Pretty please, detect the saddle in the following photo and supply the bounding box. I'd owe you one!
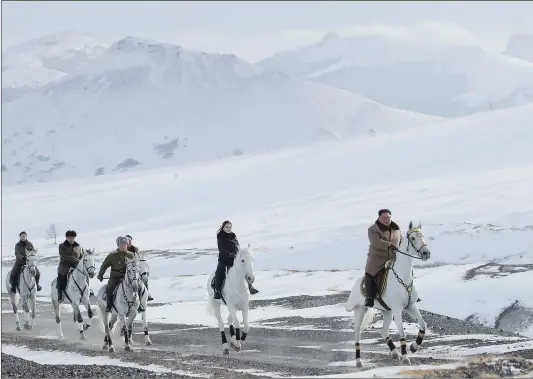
[359,268,422,308]
[360,268,389,299]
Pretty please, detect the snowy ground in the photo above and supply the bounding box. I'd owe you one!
[2,104,533,377]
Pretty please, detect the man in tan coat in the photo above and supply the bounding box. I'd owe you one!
[364,209,402,307]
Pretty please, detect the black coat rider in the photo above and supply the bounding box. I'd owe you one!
[213,220,258,299]
[10,231,42,293]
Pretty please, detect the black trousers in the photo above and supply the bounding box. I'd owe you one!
[214,262,228,292]
[106,279,121,310]
[11,262,41,291]
[365,272,377,298]
[56,274,68,299]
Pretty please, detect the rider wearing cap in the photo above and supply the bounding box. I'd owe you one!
[364,209,401,307]
[97,236,136,313]
[125,234,153,301]
[57,230,83,303]
[11,231,42,293]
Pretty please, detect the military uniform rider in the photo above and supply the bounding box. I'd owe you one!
[57,230,83,303]
[97,236,136,313]
[10,231,42,293]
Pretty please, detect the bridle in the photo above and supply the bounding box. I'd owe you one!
[120,261,139,317]
[71,254,95,301]
[393,229,428,260]
[22,254,38,292]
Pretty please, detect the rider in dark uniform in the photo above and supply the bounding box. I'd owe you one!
[10,231,42,293]
[97,236,136,313]
[57,230,82,303]
[213,220,258,299]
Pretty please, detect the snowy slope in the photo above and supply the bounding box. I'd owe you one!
[2,103,532,337]
[1,36,439,186]
[504,33,533,64]
[256,33,533,117]
[1,29,108,91]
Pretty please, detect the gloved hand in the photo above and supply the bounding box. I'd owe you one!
[97,275,103,282]
[247,275,255,284]
[384,260,394,270]
[73,246,82,254]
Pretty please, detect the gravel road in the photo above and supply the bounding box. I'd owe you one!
[2,292,533,378]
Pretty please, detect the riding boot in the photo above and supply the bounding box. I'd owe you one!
[145,282,154,301]
[214,263,225,299]
[106,295,113,313]
[10,272,18,294]
[35,270,42,291]
[56,275,65,303]
[364,273,377,307]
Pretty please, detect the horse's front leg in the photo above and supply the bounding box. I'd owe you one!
[121,314,132,351]
[22,295,31,330]
[71,302,86,340]
[381,310,400,360]
[392,308,410,365]
[241,304,250,345]
[83,296,93,331]
[126,313,137,351]
[404,304,427,353]
[142,309,152,345]
[227,305,242,352]
[10,292,21,331]
[30,293,37,329]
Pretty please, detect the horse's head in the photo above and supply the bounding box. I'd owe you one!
[82,248,96,278]
[125,259,139,292]
[407,221,431,261]
[138,256,149,283]
[236,244,255,283]
[25,250,38,277]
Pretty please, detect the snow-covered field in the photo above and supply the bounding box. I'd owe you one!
[2,103,533,377]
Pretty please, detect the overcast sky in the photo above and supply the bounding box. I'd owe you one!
[2,1,533,62]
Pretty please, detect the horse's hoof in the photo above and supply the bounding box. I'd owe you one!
[102,345,108,351]
[80,334,86,341]
[24,323,30,330]
[28,325,33,330]
[222,348,230,355]
[401,356,411,365]
[355,358,363,368]
[230,342,241,352]
[125,345,132,352]
[109,346,115,353]
[145,340,152,346]
[83,324,90,331]
[16,326,21,331]
[410,342,418,353]
[391,349,399,359]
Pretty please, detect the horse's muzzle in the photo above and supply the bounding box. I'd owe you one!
[421,250,431,261]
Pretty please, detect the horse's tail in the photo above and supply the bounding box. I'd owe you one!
[110,317,123,337]
[361,307,378,331]
[346,277,363,312]
[206,297,216,316]
[95,301,106,333]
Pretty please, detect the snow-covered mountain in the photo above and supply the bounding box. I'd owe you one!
[504,33,533,63]
[256,32,533,117]
[1,29,108,102]
[1,36,440,186]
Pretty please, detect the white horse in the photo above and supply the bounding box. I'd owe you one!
[51,248,96,339]
[345,221,432,367]
[96,259,140,352]
[120,255,152,346]
[206,244,255,354]
[5,250,39,331]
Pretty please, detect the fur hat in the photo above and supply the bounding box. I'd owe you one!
[116,236,129,246]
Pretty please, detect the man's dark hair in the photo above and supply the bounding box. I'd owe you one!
[378,209,391,216]
[65,230,77,238]
[19,231,27,237]
[125,234,132,240]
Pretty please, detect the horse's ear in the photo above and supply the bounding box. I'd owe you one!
[248,244,251,249]
[409,221,413,230]
[418,221,422,229]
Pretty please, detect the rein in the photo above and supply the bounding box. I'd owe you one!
[21,263,37,293]
[392,231,427,260]
[119,262,139,317]
[72,258,94,302]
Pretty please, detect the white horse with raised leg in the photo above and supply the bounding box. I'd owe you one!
[123,255,152,346]
[206,244,255,354]
[5,250,39,331]
[51,248,96,339]
[346,221,432,367]
[96,259,140,353]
